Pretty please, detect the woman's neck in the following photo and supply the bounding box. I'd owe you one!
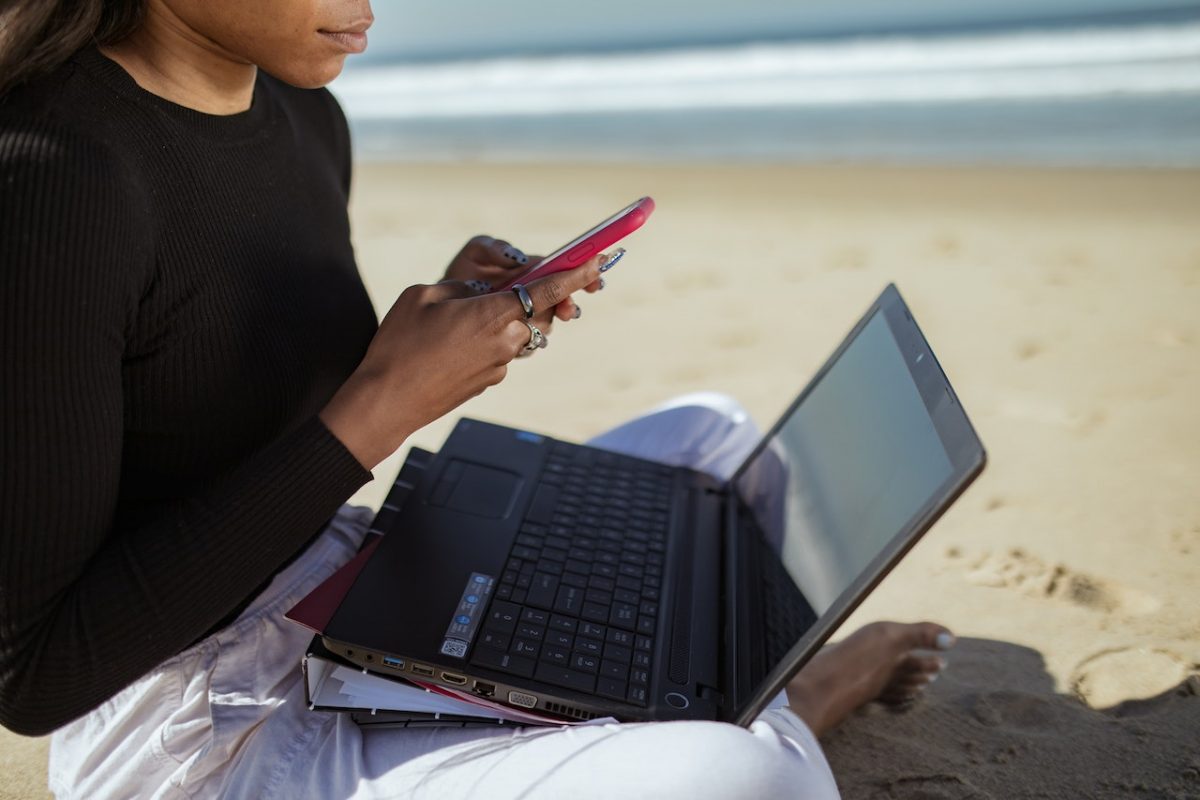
[100,3,256,115]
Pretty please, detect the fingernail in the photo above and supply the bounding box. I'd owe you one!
[599,247,626,273]
[573,304,582,319]
[598,277,606,291]
[504,246,528,265]
[935,632,955,651]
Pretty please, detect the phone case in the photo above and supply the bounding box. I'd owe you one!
[495,196,655,292]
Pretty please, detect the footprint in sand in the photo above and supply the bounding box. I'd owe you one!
[1013,340,1045,361]
[965,690,1062,731]
[1070,647,1196,709]
[827,247,869,271]
[884,774,993,800]
[951,548,1160,616]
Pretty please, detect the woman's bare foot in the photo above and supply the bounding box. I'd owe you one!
[785,621,954,737]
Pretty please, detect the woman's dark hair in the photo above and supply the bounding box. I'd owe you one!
[0,0,145,96]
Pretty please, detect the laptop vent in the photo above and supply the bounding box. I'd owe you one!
[544,701,596,721]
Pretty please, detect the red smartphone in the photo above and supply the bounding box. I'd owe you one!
[495,196,655,292]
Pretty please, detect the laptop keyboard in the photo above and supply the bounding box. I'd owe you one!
[470,442,674,707]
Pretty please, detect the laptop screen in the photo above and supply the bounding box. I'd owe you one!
[731,307,957,696]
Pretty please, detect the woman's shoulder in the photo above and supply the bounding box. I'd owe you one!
[1,52,148,189]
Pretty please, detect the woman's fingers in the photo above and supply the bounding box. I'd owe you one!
[480,236,530,267]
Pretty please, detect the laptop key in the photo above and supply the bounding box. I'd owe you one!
[536,558,563,576]
[571,653,599,673]
[535,663,596,694]
[597,677,627,702]
[478,629,511,651]
[635,635,653,651]
[606,628,633,647]
[516,623,544,641]
[541,645,570,666]
[574,637,603,657]
[580,622,606,639]
[487,601,521,633]
[512,545,539,561]
[473,647,535,678]
[603,643,631,663]
[511,588,527,604]
[636,615,656,635]
[627,685,648,705]
[614,588,639,605]
[632,651,651,669]
[609,603,637,630]
[549,614,577,634]
[521,608,549,625]
[526,573,559,610]
[581,602,608,623]
[511,638,540,658]
[629,668,649,685]
[546,630,573,649]
[496,584,513,600]
[526,484,560,525]
[599,660,628,680]
[561,571,587,589]
[553,585,582,615]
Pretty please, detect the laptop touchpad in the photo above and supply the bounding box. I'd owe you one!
[428,459,522,519]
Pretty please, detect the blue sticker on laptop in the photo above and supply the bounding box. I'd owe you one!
[515,431,543,444]
[441,572,495,659]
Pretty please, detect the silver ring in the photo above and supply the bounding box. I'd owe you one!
[511,284,534,319]
[522,321,545,352]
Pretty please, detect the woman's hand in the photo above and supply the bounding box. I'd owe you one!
[443,235,602,322]
[320,255,607,470]
[443,235,533,285]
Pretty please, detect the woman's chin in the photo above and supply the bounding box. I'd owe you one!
[269,55,350,89]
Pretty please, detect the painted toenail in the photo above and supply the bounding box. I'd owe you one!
[935,632,955,651]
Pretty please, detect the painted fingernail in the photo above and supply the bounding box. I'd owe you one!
[935,632,955,651]
[599,247,626,273]
[573,304,582,319]
[504,246,529,265]
[598,277,606,291]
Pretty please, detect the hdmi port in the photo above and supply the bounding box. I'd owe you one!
[441,672,467,685]
[411,664,434,677]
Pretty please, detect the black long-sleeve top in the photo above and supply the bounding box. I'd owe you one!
[0,47,379,735]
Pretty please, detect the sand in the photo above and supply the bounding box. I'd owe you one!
[2,163,1197,799]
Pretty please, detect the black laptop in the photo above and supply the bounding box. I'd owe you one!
[323,284,986,726]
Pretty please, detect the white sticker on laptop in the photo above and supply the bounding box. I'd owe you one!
[441,572,495,659]
[440,639,469,659]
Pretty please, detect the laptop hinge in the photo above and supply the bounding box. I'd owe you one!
[717,482,740,718]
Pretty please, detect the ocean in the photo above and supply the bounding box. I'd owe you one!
[330,6,1200,167]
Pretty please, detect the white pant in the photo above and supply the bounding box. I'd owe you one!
[49,394,841,799]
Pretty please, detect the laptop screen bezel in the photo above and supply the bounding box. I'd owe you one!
[723,284,986,726]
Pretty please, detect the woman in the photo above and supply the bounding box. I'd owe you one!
[0,1,952,797]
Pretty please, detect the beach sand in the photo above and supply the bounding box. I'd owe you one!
[3,163,1197,798]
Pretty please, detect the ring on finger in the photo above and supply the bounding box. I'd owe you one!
[511,283,535,319]
[522,320,545,353]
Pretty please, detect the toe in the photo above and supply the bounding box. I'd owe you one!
[898,653,945,677]
[894,621,955,652]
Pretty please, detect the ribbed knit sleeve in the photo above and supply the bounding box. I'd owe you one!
[0,123,373,735]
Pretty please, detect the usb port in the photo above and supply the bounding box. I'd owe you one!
[411,664,434,677]
[380,656,404,670]
[441,672,467,686]
[472,681,496,698]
